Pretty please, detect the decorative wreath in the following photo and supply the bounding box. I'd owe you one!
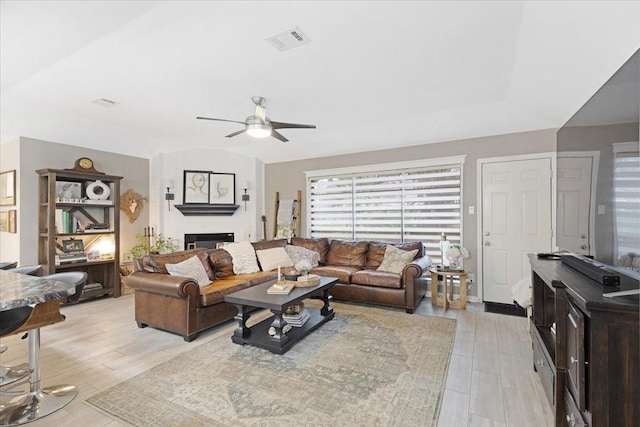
[120,189,147,223]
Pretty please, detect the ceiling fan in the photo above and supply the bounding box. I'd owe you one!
[197,96,316,142]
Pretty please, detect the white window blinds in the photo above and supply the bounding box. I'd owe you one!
[613,143,640,260]
[308,163,462,263]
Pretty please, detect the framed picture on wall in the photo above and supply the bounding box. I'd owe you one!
[183,170,210,204]
[0,170,16,206]
[7,210,16,233]
[209,173,235,205]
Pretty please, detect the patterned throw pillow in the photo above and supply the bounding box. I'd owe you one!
[165,255,211,287]
[256,247,294,272]
[222,241,260,274]
[285,245,320,268]
[376,245,419,275]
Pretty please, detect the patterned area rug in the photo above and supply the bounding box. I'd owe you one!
[86,301,456,426]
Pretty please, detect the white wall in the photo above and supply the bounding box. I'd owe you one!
[152,148,264,249]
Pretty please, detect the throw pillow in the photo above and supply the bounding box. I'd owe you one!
[377,245,419,275]
[165,255,211,287]
[285,245,320,268]
[222,241,260,274]
[256,247,294,272]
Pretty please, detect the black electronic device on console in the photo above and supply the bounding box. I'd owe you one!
[561,254,620,286]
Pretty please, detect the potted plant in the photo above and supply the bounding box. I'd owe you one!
[129,232,179,260]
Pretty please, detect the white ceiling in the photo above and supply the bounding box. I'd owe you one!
[1,1,639,163]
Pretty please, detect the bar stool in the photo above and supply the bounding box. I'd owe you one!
[0,271,86,425]
[0,262,18,270]
[0,265,43,387]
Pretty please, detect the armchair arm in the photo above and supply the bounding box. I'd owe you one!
[127,271,199,298]
[402,255,433,312]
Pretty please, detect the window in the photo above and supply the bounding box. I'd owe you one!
[613,142,640,261]
[307,158,464,264]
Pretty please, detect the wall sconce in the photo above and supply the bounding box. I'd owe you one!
[165,180,175,211]
[165,187,175,210]
[241,184,250,211]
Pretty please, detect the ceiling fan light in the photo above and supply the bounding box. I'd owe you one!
[246,123,272,138]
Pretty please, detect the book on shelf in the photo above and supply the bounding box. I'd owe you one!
[267,281,295,295]
[283,308,311,327]
[82,283,103,292]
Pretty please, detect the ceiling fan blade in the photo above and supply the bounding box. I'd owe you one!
[225,129,246,138]
[196,117,247,125]
[271,130,289,142]
[270,121,316,130]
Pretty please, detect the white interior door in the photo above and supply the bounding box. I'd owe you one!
[482,158,552,304]
[556,156,594,255]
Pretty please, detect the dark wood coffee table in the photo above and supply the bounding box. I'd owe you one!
[224,276,338,354]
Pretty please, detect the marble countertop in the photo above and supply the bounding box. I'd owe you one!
[0,270,76,311]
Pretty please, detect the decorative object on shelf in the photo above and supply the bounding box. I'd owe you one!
[85,180,110,200]
[120,189,147,223]
[55,181,82,202]
[294,260,312,275]
[209,172,235,205]
[445,244,470,270]
[129,231,178,260]
[0,169,16,206]
[183,170,210,204]
[67,157,103,174]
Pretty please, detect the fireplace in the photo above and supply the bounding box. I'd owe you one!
[184,233,234,250]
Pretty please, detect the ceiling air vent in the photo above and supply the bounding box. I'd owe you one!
[266,27,310,51]
[91,98,120,108]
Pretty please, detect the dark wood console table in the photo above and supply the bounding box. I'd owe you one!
[529,255,639,426]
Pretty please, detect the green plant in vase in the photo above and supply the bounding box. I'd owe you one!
[129,233,179,260]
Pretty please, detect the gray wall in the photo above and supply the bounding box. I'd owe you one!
[1,137,148,265]
[557,122,639,263]
[265,128,557,297]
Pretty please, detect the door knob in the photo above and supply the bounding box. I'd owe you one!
[581,244,587,250]
[484,241,491,247]
[484,231,491,236]
[581,234,587,239]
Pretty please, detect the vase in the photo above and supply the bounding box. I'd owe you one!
[448,256,461,270]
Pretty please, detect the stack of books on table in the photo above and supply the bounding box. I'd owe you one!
[283,308,310,327]
[267,282,295,295]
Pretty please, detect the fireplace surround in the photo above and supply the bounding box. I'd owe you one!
[184,233,234,250]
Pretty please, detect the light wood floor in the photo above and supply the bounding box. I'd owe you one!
[0,294,553,426]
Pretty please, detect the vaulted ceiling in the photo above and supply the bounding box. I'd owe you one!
[1,1,639,163]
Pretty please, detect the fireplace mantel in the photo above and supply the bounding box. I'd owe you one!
[174,204,239,216]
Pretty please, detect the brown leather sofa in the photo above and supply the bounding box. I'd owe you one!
[127,237,431,341]
[292,237,431,314]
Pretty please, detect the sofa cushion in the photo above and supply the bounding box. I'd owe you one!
[285,245,320,269]
[199,279,251,306]
[165,255,212,287]
[222,241,260,274]
[207,248,234,278]
[351,270,402,289]
[255,247,294,272]
[251,239,288,252]
[290,237,330,264]
[326,240,369,267]
[366,241,423,269]
[377,245,419,274]
[144,249,214,280]
[311,265,360,284]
